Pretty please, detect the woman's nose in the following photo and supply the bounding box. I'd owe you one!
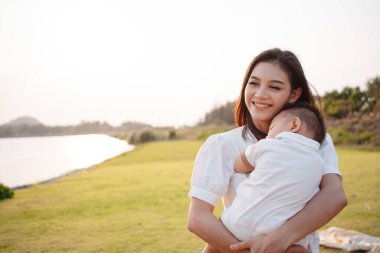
[255,86,268,98]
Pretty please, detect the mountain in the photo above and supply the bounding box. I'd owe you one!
[0,116,153,138]
[4,116,42,126]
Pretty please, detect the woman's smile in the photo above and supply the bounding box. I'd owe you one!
[252,101,272,109]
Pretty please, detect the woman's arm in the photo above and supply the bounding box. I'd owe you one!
[188,197,249,253]
[230,173,347,253]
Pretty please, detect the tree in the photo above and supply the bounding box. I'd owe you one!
[367,76,380,115]
[200,101,235,125]
[322,86,373,118]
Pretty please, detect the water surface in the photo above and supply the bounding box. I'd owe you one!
[0,134,133,188]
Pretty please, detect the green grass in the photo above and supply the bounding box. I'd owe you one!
[0,141,379,253]
[318,147,380,253]
[323,147,380,232]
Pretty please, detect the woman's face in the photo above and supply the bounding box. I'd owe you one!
[244,61,300,131]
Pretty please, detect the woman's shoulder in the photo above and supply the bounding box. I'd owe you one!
[211,126,256,142]
[200,126,253,152]
[323,133,334,144]
[219,126,244,139]
[319,132,342,176]
[203,126,255,146]
[321,133,335,150]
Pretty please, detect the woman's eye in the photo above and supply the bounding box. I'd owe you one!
[270,86,280,90]
[249,82,259,86]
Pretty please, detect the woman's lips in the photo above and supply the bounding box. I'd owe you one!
[253,102,271,109]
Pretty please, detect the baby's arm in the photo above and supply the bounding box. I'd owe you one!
[234,151,255,173]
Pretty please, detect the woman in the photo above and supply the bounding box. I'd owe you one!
[187,48,347,253]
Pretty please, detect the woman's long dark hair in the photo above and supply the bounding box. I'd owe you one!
[235,48,320,140]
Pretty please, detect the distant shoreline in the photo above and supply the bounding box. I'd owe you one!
[12,164,92,190]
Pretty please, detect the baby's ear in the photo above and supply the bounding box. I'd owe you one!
[291,117,301,132]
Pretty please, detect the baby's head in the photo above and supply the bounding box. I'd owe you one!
[267,103,326,143]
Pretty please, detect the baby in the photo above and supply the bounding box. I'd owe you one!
[221,102,326,252]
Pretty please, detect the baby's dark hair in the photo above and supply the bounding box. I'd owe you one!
[279,102,326,143]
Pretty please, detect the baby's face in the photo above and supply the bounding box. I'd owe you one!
[267,114,292,139]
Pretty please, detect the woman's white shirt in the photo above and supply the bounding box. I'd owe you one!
[189,126,342,208]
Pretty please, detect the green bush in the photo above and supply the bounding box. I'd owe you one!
[127,128,179,145]
[0,183,14,201]
[371,135,380,146]
[128,130,156,144]
[167,130,177,140]
[329,128,376,146]
[357,131,375,144]
[139,130,155,143]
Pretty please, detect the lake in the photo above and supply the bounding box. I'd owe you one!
[0,134,134,188]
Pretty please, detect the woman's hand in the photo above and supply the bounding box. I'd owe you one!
[285,245,311,253]
[230,235,311,253]
[230,235,286,253]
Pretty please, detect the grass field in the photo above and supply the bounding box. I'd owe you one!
[0,140,379,253]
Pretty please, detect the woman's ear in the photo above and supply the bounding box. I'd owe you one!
[291,117,301,133]
[288,87,302,103]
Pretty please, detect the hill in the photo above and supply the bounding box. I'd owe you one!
[0,117,152,138]
[5,116,41,126]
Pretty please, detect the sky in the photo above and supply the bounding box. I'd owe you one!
[0,0,379,127]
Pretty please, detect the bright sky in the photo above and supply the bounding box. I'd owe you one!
[1,0,379,127]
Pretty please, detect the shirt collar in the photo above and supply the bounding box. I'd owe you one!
[275,131,320,150]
